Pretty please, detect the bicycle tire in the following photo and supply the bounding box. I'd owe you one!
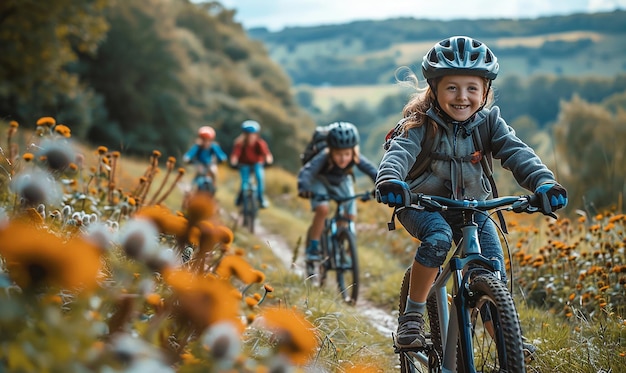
[196,177,216,196]
[334,228,358,304]
[306,230,329,287]
[457,274,525,373]
[242,190,256,234]
[398,267,442,373]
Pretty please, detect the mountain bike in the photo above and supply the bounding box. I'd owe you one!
[306,191,372,304]
[239,177,258,234]
[393,193,545,373]
[192,170,216,196]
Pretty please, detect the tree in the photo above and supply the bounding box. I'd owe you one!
[0,0,109,108]
[553,95,626,212]
[0,1,111,133]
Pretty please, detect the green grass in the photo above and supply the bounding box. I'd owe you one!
[2,120,624,372]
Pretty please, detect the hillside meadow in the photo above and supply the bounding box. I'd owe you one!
[0,117,624,372]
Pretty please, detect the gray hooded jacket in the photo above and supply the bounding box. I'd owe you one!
[298,149,378,188]
[376,106,556,200]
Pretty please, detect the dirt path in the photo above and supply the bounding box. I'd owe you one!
[253,221,398,338]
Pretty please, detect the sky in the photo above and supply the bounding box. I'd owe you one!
[217,0,626,31]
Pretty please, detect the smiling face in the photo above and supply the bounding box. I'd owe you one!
[435,75,488,122]
[330,148,354,169]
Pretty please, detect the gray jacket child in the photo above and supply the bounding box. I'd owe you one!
[298,149,378,189]
[376,106,556,200]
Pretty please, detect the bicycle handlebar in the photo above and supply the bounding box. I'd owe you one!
[311,190,374,203]
[407,193,547,216]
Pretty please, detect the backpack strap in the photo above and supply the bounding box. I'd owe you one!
[472,111,508,233]
[406,123,439,180]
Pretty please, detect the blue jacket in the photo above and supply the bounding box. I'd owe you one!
[183,143,227,166]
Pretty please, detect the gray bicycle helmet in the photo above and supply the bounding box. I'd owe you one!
[327,122,359,149]
[422,36,499,81]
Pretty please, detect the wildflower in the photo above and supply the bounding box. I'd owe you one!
[135,205,188,238]
[84,222,115,252]
[36,116,56,127]
[53,124,71,138]
[216,254,265,284]
[186,192,217,225]
[165,269,242,330]
[145,293,162,308]
[97,146,108,155]
[117,218,160,261]
[245,297,258,308]
[201,321,242,362]
[0,221,101,292]
[10,169,61,207]
[22,153,34,161]
[260,307,318,365]
[37,139,76,172]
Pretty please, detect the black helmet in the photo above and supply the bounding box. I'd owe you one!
[327,122,359,149]
[422,36,499,81]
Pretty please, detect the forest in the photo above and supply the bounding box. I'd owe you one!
[1,1,626,372]
[1,0,625,211]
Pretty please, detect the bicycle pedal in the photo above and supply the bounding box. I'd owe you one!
[393,335,432,353]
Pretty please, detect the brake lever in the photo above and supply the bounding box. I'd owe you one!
[419,198,443,212]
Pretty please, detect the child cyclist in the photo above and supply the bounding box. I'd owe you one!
[182,125,227,192]
[297,122,378,264]
[230,120,273,208]
[375,36,567,349]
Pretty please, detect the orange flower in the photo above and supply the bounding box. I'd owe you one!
[53,124,71,137]
[261,307,318,365]
[36,116,56,127]
[136,205,188,238]
[186,193,217,225]
[165,269,242,330]
[0,222,101,292]
[216,254,265,284]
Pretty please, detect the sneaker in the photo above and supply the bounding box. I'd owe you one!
[396,312,426,349]
[522,339,537,363]
[305,245,322,262]
[259,198,269,209]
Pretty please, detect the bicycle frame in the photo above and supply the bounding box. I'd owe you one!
[396,194,540,372]
[308,191,372,303]
[404,212,503,372]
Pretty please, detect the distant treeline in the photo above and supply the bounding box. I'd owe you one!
[249,10,626,87]
[250,10,626,47]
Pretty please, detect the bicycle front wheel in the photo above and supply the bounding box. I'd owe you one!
[334,228,358,304]
[398,267,442,373]
[242,190,256,233]
[459,274,525,373]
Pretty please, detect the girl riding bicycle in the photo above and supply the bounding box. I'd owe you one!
[183,125,228,192]
[375,36,568,349]
[230,120,273,208]
[297,122,377,263]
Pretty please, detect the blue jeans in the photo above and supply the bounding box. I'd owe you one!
[239,163,265,201]
[396,208,505,280]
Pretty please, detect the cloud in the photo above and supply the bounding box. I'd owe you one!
[218,0,626,31]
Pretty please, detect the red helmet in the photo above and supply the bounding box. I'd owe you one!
[198,126,216,140]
